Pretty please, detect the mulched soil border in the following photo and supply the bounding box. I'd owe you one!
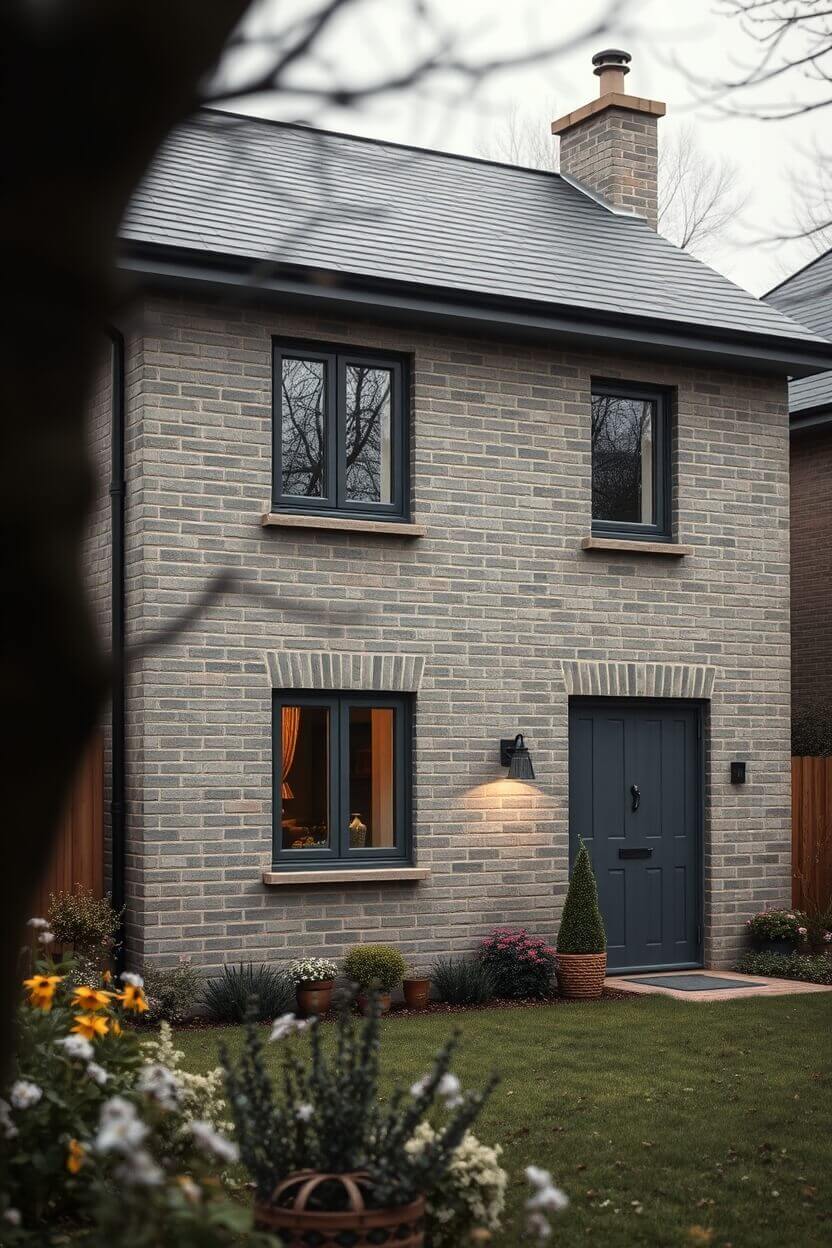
[163,986,635,1031]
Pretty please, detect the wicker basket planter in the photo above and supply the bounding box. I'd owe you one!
[296,979,334,1017]
[556,952,607,1000]
[402,977,431,1009]
[254,1170,425,1246]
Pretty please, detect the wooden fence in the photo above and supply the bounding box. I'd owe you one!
[791,756,832,911]
[31,734,104,917]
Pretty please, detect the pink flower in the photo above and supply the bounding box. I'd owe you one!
[798,927,807,936]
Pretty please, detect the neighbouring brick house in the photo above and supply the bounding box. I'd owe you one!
[766,249,832,741]
[86,50,832,977]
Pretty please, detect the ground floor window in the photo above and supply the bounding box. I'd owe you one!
[273,692,412,866]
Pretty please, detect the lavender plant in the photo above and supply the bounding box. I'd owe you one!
[221,993,498,1212]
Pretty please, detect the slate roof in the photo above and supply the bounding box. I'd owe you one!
[766,248,832,415]
[122,110,832,370]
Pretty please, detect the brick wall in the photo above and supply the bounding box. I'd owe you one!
[95,293,791,972]
[557,108,659,227]
[790,427,832,715]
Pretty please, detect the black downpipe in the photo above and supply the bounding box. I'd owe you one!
[108,329,127,970]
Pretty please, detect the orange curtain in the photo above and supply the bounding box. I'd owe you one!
[281,706,301,799]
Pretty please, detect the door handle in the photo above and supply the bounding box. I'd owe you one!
[630,784,641,812]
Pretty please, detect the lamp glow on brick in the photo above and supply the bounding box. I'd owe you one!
[499,734,535,781]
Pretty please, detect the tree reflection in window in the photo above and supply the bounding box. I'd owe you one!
[281,357,325,497]
[346,365,392,504]
[591,393,655,525]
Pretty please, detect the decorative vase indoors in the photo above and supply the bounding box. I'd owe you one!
[356,991,392,1015]
[555,840,608,1001]
[349,812,368,848]
[296,980,335,1017]
[403,977,431,1009]
[254,1171,425,1247]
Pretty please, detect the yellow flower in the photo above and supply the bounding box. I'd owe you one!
[102,970,113,985]
[23,974,62,1011]
[66,1139,85,1175]
[111,1018,122,1037]
[71,1012,110,1040]
[117,985,149,1014]
[71,986,112,1012]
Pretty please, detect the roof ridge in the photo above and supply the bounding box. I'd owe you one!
[201,105,566,183]
[764,245,832,300]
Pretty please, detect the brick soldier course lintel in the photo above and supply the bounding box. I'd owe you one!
[266,650,426,693]
[551,93,666,135]
[561,660,716,700]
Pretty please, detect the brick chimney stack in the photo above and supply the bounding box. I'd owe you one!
[552,49,665,229]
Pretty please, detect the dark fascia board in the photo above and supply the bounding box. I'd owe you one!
[790,406,832,435]
[118,242,832,379]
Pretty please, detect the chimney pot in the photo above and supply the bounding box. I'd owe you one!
[591,47,631,97]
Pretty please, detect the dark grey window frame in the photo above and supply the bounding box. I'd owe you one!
[590,380,673,542]
[272,690,413,869]
[272,337,410,521]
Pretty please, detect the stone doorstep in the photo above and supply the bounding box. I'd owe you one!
[605,970,832,1002]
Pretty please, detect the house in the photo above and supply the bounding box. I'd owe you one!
[766,249,832,742]
[85,50,832,976]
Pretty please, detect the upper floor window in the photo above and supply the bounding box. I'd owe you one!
[591,382,672,541]
[273,339,409,520]
[273,691,412,868]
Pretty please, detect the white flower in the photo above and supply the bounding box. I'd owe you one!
[526,1210,553,1240]
[2,1208,21,1226]
[189,1120,239,1164]
[289,957,338,984]
[410,1075,431,1099]
[269,1013,308,1042]
[86,1062,109,1087]
[55,1035,94,1062]
[0,1099,18,1141]
[295,1102,314,1123]
[525,1166,552,1188]
[137,1063,181,1111]
[524,1165,568,1241]
[437,1073,463,1108]
[10,1080,42,1110]
[37,931,55,946]
[94,1096,148,1154]
[527,1183,569,1212]
[26,918,49,930]
[120,971,144,989]
[115,1149,164,1187]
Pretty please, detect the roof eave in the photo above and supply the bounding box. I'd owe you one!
[118,242,832,379]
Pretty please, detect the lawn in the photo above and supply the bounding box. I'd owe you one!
[174,994,832,1247]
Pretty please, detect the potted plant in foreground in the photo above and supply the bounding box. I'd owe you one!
[221,995,497,1246]
[289,957,338,1017]
[344,944,407,1014]
[402,966,432,1010]
[556,841,607,1000]
[745,909,805,957]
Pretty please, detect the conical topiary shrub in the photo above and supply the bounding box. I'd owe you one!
[555,841,607,999]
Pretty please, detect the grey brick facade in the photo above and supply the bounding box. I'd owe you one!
[84,291,792,974]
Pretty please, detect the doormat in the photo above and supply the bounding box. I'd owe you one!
[623,974,764,992]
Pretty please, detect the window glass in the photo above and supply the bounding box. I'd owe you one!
[591,393,655,525]
[280,705,330,851]
[345,365,392,504]
[281,357,325,497]
[348,707,395,849]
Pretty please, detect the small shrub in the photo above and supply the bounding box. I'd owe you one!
[556,842,606,955]
[431,957,496,1006]
[201,963,293,1022]
[142,956,201,1023]
[745,909,804,945]
[405,1122,507,1246]
[735,950,832,985]
[478,930,557,999]
[343,944,406,992]
[287,957,338,985]
[46,886,121,957]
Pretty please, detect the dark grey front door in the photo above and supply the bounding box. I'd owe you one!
[568,699,702,973]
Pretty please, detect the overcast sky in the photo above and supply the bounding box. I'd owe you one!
[227,0,829,296]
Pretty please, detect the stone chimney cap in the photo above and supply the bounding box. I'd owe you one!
[592,49,632,73]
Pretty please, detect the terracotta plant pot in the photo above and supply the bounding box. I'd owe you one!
[403,978,431,1009]
[296,980,334,1017]
[356,991,392,1015]
[556,951,607,1000]
[254,1170,425,1247]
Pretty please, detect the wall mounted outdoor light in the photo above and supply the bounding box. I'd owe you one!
[499,734,535,780]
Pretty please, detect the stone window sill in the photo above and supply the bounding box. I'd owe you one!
[581,536,692,557]
[262,512,427,538]
[262,866,430,886]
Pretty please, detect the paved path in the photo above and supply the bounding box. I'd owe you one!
[607,970,832,1002]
